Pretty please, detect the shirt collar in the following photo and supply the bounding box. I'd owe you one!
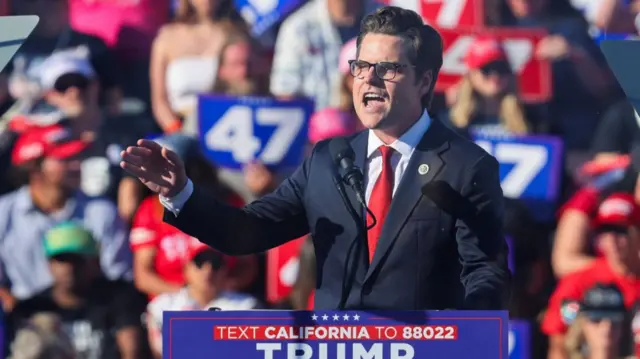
[367,111,431,158]
[15,185,78,216]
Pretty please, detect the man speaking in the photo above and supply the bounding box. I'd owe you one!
[121,6,510,310]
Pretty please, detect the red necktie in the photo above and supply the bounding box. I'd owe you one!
[367,146,394,262]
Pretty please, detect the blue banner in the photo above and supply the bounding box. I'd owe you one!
[472,133,563,201]
[164,310,509,359]
[508,320,530,359]
[198,95,314,170]
[234,0,306,36]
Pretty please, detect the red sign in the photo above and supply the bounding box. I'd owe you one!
[266,237,306,303]
[437,28,552,103]
[421,0,484,28]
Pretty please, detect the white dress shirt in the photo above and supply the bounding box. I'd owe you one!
[364,111,430,203]
[161,112,432,216]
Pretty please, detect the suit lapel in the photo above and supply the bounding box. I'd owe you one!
[343,131,368,216]
[347,132,369,269]
[364,119,451,283]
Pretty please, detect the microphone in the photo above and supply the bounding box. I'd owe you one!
[329,138,367,207]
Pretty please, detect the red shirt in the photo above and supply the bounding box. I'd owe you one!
[130,194,245,288]
[541,259,640,336]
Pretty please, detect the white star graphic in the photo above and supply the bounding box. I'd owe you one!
[343,314,350,321]
[333,314,340,321]
[322,314,329,320]
[311,314,318,321]
[353,314,360,321]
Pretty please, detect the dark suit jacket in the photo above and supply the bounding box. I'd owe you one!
[164,119,511,310]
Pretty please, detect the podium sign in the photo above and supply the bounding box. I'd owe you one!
[164,310,509,359]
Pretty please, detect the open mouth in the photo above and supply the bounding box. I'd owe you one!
[363,92,386,107]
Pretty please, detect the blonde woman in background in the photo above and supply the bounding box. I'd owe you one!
[447,37,530,136]
[150,0,248,136]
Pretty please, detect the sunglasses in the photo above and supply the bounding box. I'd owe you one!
[596,224,629,235]
[479,61,511,76]
[50,253,87,265]
[192,251,224,270]
[53,73,91,93]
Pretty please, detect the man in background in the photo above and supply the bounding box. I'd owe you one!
[542,192,640,359]
[146,242,260,358]
[0,125,131,310]
[36,52,143,222]
[12,222,143,359]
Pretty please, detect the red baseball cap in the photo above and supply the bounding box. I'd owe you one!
[11,125,89,166]
[464,37,508,70]
[594,193,640,228]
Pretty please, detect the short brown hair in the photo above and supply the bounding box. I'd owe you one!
[357,6,443,109]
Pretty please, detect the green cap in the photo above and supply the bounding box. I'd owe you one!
[43,222,98,257]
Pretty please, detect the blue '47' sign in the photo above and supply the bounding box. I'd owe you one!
[198,95,314,170]
[472,133,563,201]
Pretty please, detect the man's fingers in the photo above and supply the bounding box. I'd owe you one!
[120,161,148,179]
[120,161,173,188]
[126,146,152,157]
[138,139,164,152]
[121,151,146,166]
[162,147,183,168]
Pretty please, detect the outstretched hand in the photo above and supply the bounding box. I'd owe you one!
[120,139,187,198]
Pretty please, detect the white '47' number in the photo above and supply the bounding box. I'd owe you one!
[205,105,305,164]
[423,0,467,28]
[475,141,547,198]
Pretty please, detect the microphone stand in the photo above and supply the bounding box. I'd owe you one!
[333,175,372,310]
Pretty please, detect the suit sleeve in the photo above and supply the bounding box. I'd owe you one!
[163,150,315,256]
[457,154,511,310]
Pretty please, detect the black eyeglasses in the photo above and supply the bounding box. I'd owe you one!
[479,61,512,76]
[348,60,412,81]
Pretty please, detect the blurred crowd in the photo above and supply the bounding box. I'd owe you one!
[0,0,639,358]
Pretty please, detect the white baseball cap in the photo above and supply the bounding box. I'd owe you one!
[37,52,95,92]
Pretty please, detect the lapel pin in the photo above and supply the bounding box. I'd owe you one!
[418,164,430,175]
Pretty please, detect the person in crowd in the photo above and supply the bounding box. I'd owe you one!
[130,134,256,299]
[504,0,615,150]
[270,0,371,110]
[445,37,531,136]
[211,33,270,96]
[9,312,76,359]
[570,0,640,35]
[146,241,260,358]
[35,52,144,222]
[1,0,121,117]
[67,0,171,115]
[11,222,144,359]
[150,0,248,136]
[307,108,358,152]
[0,125,131,310]
[542,192,640,359]
[336,37,358,117]
[552,146,640,277]
[209,32,275,203]
[284,236,316,310]
[591,100,640,159]
[563,283,628,359]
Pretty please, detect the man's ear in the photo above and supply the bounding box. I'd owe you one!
[420,70,433,97]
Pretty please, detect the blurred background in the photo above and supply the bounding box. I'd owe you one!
[0,0,638,358]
